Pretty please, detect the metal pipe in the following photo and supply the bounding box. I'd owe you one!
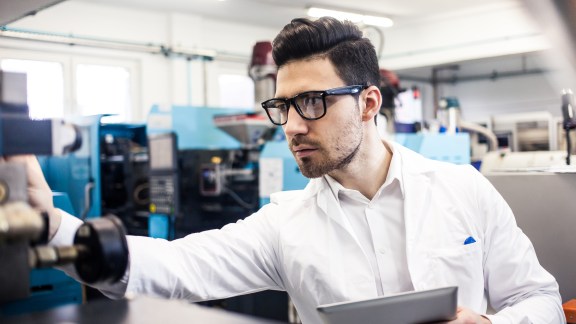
[0,26,249,63]
[398,68,548,84]
[459,120,499,151]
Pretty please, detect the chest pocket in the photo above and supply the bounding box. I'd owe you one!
[424,242,484,307]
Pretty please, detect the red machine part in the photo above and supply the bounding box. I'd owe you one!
[565,299,576,323]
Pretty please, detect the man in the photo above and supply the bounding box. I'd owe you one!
[20,17,563,323]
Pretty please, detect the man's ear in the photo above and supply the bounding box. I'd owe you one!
[362,86,382,122]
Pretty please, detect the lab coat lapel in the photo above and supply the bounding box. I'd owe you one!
[395,144,435,289]
[301,178,355,238]
[315,177,378,297]
[316,178,363,247]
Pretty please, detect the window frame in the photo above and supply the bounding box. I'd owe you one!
[0,47,140,122]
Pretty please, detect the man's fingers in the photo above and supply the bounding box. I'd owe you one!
[4,155,50,190]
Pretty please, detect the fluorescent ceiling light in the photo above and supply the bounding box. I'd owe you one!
[307,7,393,28]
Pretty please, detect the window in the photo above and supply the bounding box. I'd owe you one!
[0,59,64,119]
[76,64,131,122]
[218,74,255,109]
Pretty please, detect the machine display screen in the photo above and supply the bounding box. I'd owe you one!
[149,133,176,170]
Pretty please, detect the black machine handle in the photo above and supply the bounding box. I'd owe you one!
[561,90,576,165]
[73,215,129,284]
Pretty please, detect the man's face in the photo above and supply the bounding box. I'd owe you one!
[275,58,364,178]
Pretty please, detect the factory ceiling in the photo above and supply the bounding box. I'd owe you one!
[75,0,520,29]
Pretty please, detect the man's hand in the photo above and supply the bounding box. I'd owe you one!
[2,155,61,240]
[445,306,492,324]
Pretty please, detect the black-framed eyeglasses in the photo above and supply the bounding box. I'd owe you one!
[261,85,368,126]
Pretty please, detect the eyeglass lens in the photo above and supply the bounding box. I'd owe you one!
[265,92,325,124]
[262,85,366,125]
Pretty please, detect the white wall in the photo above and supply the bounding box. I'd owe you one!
[396,70,567,129]
[376,1,570,126]
[441,73,561,123]
[0,0,562,125]
[0,1,278,122]
[380,2,547,70]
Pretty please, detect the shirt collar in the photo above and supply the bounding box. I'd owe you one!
[323,140,405,201]
[386,141,405,197]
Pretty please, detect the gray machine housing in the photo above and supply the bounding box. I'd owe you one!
[487,171,576,302]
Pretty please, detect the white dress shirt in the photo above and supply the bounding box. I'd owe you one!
[324,148,413,296]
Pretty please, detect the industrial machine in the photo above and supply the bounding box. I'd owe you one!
[491,111,561,152]
[145,106,291,320]
[0,70,129,315]
[376,68,406,137]
[145,106,265,237]
[145,39,299,316]
[0,186,129,303]
[100,123,149,236]
[138,42,307,321]
[373,69,494,168]
[561,89,576,164]
[249,41,277,112]
[485,171,576,303]
[481,90,576,172]
[144,41,290,238]
[148,132,178,239]
[0,68,283,324]
[481,90,576,303]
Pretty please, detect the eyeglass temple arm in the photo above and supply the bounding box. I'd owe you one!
[325,85,366,95]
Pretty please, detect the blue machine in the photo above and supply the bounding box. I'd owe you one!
[39,115,105,221]
[99,123,149,236]
[1,116,100,316]
[147,105,247,149]
[5,116,113,315]
[147,105,292,320]
[6,117,150,315]
[146,105,262,239]
[395,133,471,165]
[258,132,470,206]
[41,117,149,231]
[258,135,309,206]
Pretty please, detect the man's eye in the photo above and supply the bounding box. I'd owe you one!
[304,96,322,107]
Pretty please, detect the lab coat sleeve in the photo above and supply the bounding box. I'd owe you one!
[473,171,565,324]
[49,210,130,299]
[126,203,284,301]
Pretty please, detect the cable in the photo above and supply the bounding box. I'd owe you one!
[566,128,572,165]
[222,186,256,210]
[81,180,95,221]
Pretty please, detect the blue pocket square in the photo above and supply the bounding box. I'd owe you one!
[464,236,476,245]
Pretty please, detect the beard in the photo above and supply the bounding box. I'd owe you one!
[290,117,363,179]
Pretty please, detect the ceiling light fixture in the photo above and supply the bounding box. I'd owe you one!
[307,7,393,28]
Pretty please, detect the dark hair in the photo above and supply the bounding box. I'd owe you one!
[272,17,380,88]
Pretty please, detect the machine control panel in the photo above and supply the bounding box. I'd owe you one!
[148,133,179,217]
[149,175,176,215]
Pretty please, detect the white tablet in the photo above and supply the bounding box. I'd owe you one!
[317,286,458,324]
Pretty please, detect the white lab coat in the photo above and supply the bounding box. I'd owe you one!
[100,143,564,323]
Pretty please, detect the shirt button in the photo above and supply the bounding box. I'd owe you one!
[378,248,386,254]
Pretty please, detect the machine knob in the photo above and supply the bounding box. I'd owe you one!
[73,215,128,284]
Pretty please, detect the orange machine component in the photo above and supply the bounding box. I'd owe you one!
[565,299,576,323]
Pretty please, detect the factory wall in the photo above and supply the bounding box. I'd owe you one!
[442,73,562,124]
[380,2,547,70]
[0,0,565,126]
[0,1,277,121]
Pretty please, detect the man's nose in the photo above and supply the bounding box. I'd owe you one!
[282,106,309,136]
